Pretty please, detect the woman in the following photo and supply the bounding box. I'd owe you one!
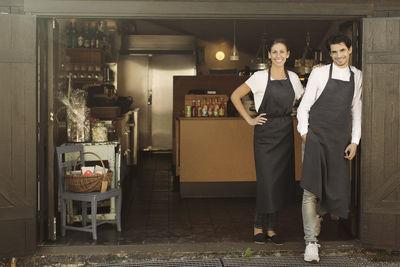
[231,38,304,245]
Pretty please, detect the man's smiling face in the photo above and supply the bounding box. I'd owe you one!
[329,42,352,68]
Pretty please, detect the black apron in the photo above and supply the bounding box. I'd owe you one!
[300,64,354,219]
[254,68,296,214]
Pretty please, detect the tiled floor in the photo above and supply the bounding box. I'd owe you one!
[46,152,354,245]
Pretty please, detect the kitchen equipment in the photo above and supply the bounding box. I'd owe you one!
[118,35,196,151]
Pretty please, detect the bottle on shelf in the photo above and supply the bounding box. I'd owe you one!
[208,98,214,117]
[95,21,102,49]
[71,21,78,48]
[213,98,219,117]
[197,99,202,117]
[84,23,91,48]
[77,24,84,48]
[202,97,208,117]
[191,99,197,117]
[218,97,225,117]
[90,22,96,48]
[185,105,191,118]
[65,22,72,48]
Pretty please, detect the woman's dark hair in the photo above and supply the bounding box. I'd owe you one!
[268,38,289,52]
[326,33,352,52]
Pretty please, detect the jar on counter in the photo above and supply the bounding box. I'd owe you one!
[67,107,91,142]
[91,121,108,142]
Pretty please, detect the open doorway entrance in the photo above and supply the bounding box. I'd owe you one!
[38,17,361,245]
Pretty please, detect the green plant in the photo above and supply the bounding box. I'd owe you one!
[243,247,254,258]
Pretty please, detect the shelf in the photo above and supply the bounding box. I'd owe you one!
[66,48,104,65]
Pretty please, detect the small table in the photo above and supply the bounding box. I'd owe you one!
[62,141,121,223]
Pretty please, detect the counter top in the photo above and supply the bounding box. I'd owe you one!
[178,116,242,120]
[178,115,298,120]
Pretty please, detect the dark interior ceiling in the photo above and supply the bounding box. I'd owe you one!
[120,19,345,58]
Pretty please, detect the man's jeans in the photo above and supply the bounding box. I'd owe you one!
[302,189,325,244]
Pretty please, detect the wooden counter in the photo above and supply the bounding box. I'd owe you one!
[176,116,303,198]
[177,117,256,197]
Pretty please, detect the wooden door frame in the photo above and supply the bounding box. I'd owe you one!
[360,17,400,249]
[0,13,37,257]
[361,18,400,214]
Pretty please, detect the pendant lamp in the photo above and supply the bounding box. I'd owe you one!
[230,20,239,61]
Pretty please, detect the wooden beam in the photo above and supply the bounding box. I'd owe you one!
[373,0,400,11]
[24,0,374,18]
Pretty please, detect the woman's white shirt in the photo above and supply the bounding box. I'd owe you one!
[296,64,362,144]
[245,69,304,112]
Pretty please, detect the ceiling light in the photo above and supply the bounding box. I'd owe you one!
[230,20,239,61]
[252,33,269,70]
[215,51,225,61]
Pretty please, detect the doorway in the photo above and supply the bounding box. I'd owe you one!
[39,17,362,245]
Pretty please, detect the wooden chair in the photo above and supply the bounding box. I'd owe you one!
[56,145,122,240]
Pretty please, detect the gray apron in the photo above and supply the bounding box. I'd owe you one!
[254,68,296,214]
[300,64,354,219]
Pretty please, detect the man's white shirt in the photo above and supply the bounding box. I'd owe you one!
[297,63,362,144]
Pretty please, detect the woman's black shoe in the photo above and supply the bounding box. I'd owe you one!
[266,234,284,245]
[252,233,266,244]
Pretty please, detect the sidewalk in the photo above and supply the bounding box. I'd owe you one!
[1,240,400,266]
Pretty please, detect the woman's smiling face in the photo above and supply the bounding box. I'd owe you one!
[268,43,290,67]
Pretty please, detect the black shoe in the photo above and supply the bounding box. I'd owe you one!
[266,234,284,245]
[252,233,266,244]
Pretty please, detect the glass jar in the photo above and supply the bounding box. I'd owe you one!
[67,107,91,142]
[91,121,108,142]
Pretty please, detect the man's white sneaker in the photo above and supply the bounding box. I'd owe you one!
[315,215,323,237]
[304,242,320,263]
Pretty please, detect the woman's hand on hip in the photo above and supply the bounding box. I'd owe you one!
[248,113,268,126]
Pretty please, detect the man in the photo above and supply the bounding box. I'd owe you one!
[297,33,362,263]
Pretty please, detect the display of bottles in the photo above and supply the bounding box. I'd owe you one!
[185,96,226,118]
[66,20,108,49]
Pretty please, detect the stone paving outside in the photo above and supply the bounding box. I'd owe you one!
[1,241,400,266]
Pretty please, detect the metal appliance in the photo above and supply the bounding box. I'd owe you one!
[118,35,196,151]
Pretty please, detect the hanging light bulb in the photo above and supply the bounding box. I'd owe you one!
[230,20,239,61]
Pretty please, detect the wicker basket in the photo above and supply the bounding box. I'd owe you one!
[65,151,113,193]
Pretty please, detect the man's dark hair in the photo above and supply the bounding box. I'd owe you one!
[326,33,352,52]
